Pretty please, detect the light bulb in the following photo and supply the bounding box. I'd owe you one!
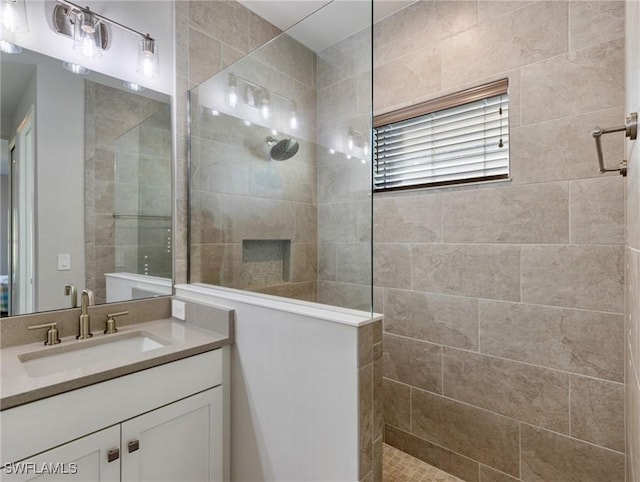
[228,75,238,108]
[271,129,278,136]
[73,11,102,58]
[137,36,159,79]
[1,0,28,33]
[329,148,336,155]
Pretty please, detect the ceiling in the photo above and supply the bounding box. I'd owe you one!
[237,0,416,52]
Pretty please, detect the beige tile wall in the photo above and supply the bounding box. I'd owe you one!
[376,2,627,481]
[626,2,640,481]
[316,27,373,311]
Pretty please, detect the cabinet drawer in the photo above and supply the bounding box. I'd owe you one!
[2,350,222,464]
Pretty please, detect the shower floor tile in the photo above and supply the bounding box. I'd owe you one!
[383,443,463,482]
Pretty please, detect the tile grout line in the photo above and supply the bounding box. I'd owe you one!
[383,333,625,386]
[379,284,625,316]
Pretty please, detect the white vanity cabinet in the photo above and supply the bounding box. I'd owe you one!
[3,426,121,482]
[1,349,228,482]
[121,387,222,482]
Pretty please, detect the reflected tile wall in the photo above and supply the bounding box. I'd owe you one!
[85,83,168,303]
[375,1,626,480]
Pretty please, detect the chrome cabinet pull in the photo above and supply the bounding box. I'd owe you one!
[592,112,637,176]
[128,440,140,453]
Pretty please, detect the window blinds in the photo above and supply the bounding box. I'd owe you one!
[374,80,509,192]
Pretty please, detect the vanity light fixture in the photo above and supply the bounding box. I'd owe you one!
[63,61,89,75]
[227,72,300,131]
[52,0,159,78]
[0,0,28,33]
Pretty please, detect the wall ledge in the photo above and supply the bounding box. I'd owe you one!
[175,283,382,327]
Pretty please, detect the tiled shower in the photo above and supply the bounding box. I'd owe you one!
[174,1,638,481]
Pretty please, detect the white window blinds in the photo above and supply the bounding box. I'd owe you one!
[374,79,509,192]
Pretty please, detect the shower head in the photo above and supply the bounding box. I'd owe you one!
[266,136,299,161]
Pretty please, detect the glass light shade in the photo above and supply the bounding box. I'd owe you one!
[137,36,159,79]
[1,0,28,33]
[73,11,102,59]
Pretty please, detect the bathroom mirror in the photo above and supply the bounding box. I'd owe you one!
[1,46,172,317]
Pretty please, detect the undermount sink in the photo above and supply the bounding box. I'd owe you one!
[18,331,170,377]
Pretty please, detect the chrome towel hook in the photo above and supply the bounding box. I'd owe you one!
[591,112,637,176]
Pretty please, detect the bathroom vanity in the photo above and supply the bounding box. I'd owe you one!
[0,303,233,482]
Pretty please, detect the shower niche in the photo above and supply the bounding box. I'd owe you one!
[188,4,373,312]
[241,239,291,288]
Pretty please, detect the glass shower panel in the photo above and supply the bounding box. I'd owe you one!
[114,105,172,278]
[189,1,372,312]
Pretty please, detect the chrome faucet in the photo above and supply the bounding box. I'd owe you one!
[77,289,95,339]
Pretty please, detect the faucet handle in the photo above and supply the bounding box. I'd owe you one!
[104,311,129,334]
[28,322,61,346]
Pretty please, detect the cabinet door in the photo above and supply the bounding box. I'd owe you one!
[121,387,223,482]
[2,425,120,482]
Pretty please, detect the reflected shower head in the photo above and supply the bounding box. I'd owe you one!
[266,136,299,161]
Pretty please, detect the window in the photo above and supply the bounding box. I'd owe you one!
[373,79,509,192]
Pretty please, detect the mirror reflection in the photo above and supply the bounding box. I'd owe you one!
[1,47,172,317]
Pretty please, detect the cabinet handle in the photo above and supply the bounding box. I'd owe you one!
[107,448,120,463]
[128,440,140,453]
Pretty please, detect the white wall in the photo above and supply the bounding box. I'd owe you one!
[175,285,363,482]
[1,173,8,275]
[33,55,86,312]
[4,1,174,95]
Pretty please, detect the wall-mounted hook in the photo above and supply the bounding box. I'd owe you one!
[591,112,637,176]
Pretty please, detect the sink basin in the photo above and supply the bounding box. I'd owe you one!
[18,331,170,377]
